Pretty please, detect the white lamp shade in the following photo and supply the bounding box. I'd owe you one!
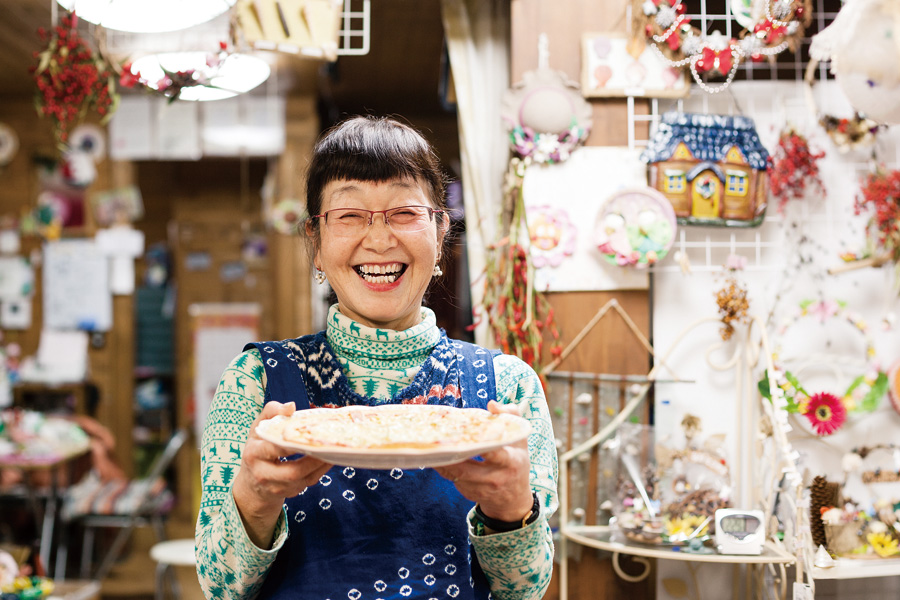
[57,0,237,33]
[130,52,271,102]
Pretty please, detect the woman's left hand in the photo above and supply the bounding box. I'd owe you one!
[434,400,534,523]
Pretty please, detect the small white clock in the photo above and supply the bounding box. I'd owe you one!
[715,508,765,555]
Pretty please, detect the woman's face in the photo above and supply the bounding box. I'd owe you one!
[314,177,446,331]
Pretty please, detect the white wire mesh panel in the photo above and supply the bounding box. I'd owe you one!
[337,0,370,56]
[620,0,900,275]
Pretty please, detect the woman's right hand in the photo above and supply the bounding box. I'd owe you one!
[232,401,333,548]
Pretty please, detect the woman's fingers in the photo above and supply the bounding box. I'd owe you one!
[486,399,522,417]
[240,402,335,498]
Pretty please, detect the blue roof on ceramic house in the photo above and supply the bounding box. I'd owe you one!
[641,112,770,170]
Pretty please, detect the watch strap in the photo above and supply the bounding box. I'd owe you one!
[474,491,540,533]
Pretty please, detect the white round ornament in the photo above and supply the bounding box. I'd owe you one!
[810,0,900,124]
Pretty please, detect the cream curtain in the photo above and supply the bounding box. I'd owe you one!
[440,0,510,347]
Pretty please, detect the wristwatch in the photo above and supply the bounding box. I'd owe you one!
[474,491,541,533]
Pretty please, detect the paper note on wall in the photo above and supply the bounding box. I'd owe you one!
[190,303,261,444]
[0,257,34,300]
[43,240,112,331]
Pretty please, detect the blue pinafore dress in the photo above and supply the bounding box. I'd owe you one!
[245,331,500,600]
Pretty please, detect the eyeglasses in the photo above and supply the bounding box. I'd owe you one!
[312,205,444,237]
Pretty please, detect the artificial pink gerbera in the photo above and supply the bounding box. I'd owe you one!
[803,392,847,436]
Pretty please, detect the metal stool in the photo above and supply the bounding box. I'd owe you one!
[149,539,195,600]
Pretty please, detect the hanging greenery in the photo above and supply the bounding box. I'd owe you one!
[471,158,562,389]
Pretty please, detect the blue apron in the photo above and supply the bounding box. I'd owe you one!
[245,331,499,600]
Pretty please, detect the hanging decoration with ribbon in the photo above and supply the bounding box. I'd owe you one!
[631,0,812,93]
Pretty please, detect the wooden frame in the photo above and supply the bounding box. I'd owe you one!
[581,33,690,99]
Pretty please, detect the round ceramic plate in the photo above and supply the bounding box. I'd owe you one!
[595,187,676,268]
[256,405,531,470]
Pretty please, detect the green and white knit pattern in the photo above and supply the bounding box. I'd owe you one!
[195,308,559,600]
[326,305,441,400]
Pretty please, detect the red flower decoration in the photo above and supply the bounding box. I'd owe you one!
[119,63,141,88]
[803,392,847,436]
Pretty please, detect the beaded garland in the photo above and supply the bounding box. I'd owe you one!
[758,299,889,436]
[633,0,812,93]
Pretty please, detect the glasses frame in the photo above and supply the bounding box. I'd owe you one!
[312,205,446,234]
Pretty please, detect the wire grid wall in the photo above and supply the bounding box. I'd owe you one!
[337,0,371,56]
[618,0,900,274]
[628,0,843,148]
[677,0,843,82]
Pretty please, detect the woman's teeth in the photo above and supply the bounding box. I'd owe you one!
[357,263,404,283]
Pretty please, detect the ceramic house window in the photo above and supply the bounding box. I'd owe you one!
[726,170,748,196]
[664,169,686,194]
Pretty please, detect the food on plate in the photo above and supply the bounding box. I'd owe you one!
[262,404,530,450]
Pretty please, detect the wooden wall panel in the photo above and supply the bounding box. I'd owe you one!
[510,2,655,598]
[163,96,319,519]
[0,100,137,476]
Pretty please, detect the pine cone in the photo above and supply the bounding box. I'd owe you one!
[809,475,838,548]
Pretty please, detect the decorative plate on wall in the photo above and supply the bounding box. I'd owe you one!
[595,187,676,268]
[0,124,19,167]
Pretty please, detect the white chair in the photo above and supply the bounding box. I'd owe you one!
[150,538,195,600]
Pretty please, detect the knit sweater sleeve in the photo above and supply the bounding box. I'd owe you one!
[195,348,287,600]
[469,353,559,600]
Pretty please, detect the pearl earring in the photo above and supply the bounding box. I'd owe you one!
[314,269,326,284]
[432,264,443,277]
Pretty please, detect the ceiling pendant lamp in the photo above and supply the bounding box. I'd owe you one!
[56,0,237,33]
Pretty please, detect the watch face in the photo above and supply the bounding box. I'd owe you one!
[720,514,761,540]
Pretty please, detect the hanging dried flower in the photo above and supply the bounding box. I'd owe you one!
[715,277,749,340]
[470,158,562,389]
[819,113,880,153]
[767,128,826,214]
[30,11,119,148]
[854,168,900,285]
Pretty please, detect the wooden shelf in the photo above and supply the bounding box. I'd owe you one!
[563,526,796,565]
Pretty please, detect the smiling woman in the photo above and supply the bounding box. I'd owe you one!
[195,116,559,600]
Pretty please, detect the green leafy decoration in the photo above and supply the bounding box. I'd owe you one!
[783,371,808,397]
[758,372,772,400]
[858,372,888,412]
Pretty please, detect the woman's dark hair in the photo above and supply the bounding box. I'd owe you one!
[304,116,448,251]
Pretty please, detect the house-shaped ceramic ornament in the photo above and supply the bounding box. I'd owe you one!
[641,113,770,227]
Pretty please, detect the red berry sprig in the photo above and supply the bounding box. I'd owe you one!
[855,169,900,262]
[30,12,119,148]
[767,128,826,214]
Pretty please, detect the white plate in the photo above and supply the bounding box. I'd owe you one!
[256,404,531,470]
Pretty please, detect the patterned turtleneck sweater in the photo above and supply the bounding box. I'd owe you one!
[196,305,558,600]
